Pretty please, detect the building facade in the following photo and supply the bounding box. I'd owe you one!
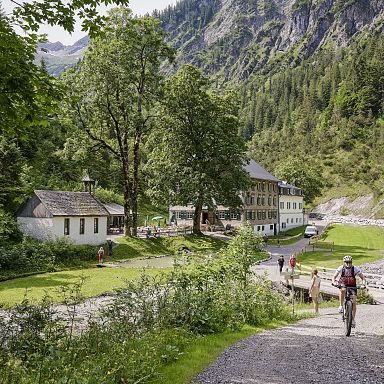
[17,190,109,245]
[278,181,305,232]
[169,160,281,235]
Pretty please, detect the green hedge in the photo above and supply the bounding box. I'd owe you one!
[0,239,96,281]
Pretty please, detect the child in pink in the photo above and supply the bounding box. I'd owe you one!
[98,247,104,263]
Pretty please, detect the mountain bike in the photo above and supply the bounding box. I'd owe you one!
[332,283,365,336]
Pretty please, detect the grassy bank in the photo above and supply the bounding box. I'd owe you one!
[298,224,384,268]
[152,322,290,384]
[0,267,168,308]
[114,234,226,260]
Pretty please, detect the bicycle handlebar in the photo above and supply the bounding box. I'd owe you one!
[332,282,366,289]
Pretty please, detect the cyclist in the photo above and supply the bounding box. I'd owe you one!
[332,255,366,328]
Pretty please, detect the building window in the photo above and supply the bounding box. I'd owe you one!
[219,211,225,220]
[296,218,298,223]
[299,218,302,222]
[80,218,85,234]
[262,211,266,220]
[291,218,294,223]
[280,202,284,209]
[262,195,265,205]
[273,196,276,206]
[268,211,272,219]
[262,225,265,231]
[270,224,273,230]
[268,183,271,192]
[64,218,70,235]
[257,226,261,231]
[268,196,271,206]
[299,203,302,209]
[187,212,193,219]
[287,202,291,209]
[293,203,297,209]
[282,222,286,228]
[94,218,99,233]
[250,195,255,205]
[286,219,289,223]
[257,195,261,205]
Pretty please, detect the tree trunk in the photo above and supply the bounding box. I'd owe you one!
[131,132,140,237]
[122,156,132,237]
[193,203,203,235]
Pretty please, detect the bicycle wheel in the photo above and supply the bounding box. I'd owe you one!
[344,300,353,336]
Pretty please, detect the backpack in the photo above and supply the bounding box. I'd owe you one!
[340,266,356,286]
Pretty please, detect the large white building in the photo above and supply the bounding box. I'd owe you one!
[278,181,306,231]
[17,190,109,245]
[169,160,305,236]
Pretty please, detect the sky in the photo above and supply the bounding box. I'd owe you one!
[2,0,178,45]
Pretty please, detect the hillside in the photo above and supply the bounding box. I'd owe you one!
[36,36,89,76]
[158,0,384,82]
[157,0,384,210]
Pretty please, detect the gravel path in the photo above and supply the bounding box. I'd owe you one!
[194,305,384,384]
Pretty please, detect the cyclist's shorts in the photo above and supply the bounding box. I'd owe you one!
[341,286,357,296]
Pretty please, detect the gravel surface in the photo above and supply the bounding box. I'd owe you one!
[194,305,384,384]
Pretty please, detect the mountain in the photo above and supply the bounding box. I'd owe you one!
[158,0,384,82]
[36,36,89,76]
[157,0,384,211]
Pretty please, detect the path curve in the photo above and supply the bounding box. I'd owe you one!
[194,305,384,384]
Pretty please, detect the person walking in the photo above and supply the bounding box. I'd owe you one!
[98,246,104,264]
[277,255,285,273]
[309,269,321,314]
[107,239,113,258]
[289,253,297,276]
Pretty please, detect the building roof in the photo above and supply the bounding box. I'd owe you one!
[103,202,125,216]
[244,160,280,182]
[278,181,301,191]
[34,190,109,216]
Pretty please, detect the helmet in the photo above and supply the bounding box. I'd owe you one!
[343,255,353,262]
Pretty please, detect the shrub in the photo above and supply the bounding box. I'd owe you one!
[0,239,96,280]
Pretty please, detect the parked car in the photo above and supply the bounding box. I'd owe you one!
[304,225,318,238]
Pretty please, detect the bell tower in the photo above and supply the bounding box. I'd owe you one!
[82,171,95,194]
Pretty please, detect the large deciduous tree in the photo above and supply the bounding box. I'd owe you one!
[65,8,174,236]
[146,65,251,234]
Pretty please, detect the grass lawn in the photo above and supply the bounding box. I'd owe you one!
[113,234,226,260]
[0,266,168,308]
[151,322,290,384]
[298,224,384,268]
[268,226,306,245]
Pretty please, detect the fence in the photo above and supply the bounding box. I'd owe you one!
[136,226,193,238]
[296,263,384,291]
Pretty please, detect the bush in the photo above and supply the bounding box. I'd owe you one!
[0,209,22,245]
[0,239,96,280]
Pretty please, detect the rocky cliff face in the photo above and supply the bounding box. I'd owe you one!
[160,0,384,81]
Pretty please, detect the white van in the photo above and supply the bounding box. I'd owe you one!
[304,225,318,238]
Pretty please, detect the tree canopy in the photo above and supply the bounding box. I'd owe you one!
[64,8,174,235]
[146,65,251,234]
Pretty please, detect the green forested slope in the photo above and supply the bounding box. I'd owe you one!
[244,35,384,198]
[158,0,384,203]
